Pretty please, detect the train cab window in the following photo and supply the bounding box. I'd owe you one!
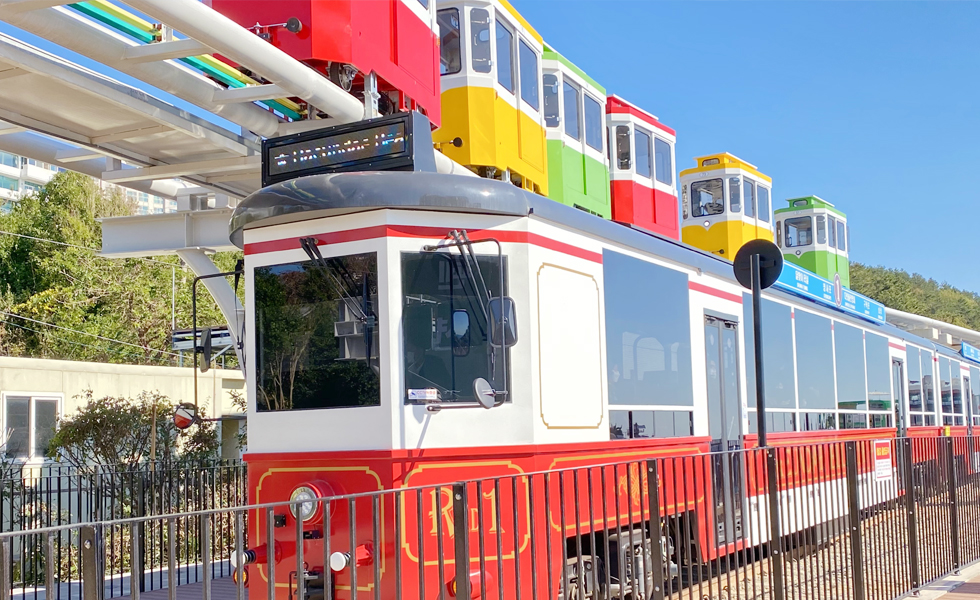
[828,216,837,249]
[691,179,724,217]
[654,137,672,185]
[584,94,603,151]
[543,74,559,127]
[816,216,827,244]
[563,80,580,140]
[615,126,631,170]
[784,217,812,247]
[518,39,539,109]
[438,9,461,75]
[470,9,491,74]
[634,128,652,178]
[744,179,756,218]
[255,253,380,411]
[728,177,741,213]
[758,186,770,222]
[837,220,847,252]
[835,322,867,411]
[401,252,509,404]
[494,19,515,91]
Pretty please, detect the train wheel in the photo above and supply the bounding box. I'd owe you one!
[558,554,604,600]
[328,63,357,92]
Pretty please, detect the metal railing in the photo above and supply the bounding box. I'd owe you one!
[1,437,979,600]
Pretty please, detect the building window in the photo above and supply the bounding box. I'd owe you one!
[495,19,515,92]
[654,137,672,185]
[0,175,17,192]
[437,9,461,75]
[0,152,17,169]
[784,216,813,247]
[518,39,539,109]
[3,395,59,460]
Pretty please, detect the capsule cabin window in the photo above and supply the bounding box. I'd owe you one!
[758,186,770,222]
[728,177,741,213]
[470,9,491,74]
[518,39,539,110]
[437,9,461,75]
[563,81,580,140]
[816,215,826,244]
[495,19,515,91]
[691,179,724,217]
[837,221,847,252]
[775,221,782,247]
[635,128,652,178]
[584,94,603,151]
[744,180,756,218]
[654,137,672,185]
[615,125,631,170]
[784,216,813,247]
[543,73,560,127]
[827,216,837,249]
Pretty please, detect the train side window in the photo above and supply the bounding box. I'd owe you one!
[543,73,559,128]
[743,179,756,218]
[691,179,723,217]
[615,125,631,170]
[828,216,837,248]
[939,356,953,417]
[437,9,461,75]
[584,94,603,151]
[802,412,836,431]
[816,215,826,244]
[634,128,652,178]
[921,350,935,414]
[840,413,868,429]
[795,311,835,410]
[654,137,672,185]
[865,332,891,412]
[784,216,812,247]
[837,220,847,252]
[495,19,515,91]
[728,177,741,213]
[470,8,491,74]
[610,410,693,439]
[835,321,867,411]
[563,80,580,140]
[758,186,770,222]
[518,39,539,109]
[907,346,922,412]
[970,366,980,426]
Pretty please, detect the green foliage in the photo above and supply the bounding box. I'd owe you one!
[851,263,980,329]
[48,391,218,470]
[0,171,242,365]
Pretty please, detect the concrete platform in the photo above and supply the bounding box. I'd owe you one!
[914,561,980,599]
[139,577,246,600]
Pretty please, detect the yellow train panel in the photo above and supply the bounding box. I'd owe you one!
[682,221,774,259]
[433,86,548,196]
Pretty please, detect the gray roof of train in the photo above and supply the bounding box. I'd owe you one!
[231,171,973,365]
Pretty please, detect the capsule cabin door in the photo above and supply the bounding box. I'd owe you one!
[704,315,744,546]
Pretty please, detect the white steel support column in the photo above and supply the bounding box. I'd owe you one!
[176,248,245,365]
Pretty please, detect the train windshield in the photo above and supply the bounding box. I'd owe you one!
[254,253,380,412]
[401,252,509,404]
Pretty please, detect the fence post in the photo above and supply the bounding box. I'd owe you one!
[201,514,211,600]
[46,534,56,600]
[646,460,665,600]
[80,525,105,600]
[130,523,141,600]
[900,438,921,591]
[945,437,960,572]
[136,475,146,594]
[1,537,10,600]
[766,447,785,600]
[452,482,470,600]
[845,441,866,600]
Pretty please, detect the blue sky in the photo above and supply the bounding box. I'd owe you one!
[517,0,980,293]
[2,2,978,291]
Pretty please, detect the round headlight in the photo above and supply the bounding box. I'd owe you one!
[289,486,318,522]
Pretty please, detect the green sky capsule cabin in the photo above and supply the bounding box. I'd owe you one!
[542,45,611,218]
[775,195,851,287]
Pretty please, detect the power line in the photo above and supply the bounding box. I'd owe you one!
[0,310,179,357]
[2,319,167,361]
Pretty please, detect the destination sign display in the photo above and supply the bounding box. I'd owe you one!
[773,261,886,325]
[266,121,407,178]
[960,341,980,364]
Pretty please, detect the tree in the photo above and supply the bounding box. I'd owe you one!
[47,391,218,471]
[851,263,980,330]
[0,171,242,366]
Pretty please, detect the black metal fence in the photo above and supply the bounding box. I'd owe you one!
[1,437,979,600]
[0,460,246,599]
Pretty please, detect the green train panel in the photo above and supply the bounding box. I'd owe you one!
[542,45,611,218]
[775,195,850,287]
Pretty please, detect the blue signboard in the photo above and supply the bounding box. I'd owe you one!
[961,341,980,364]
[773,262,887,325]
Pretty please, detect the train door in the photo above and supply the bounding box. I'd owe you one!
[893,359,906,436]
[704,315,743,545]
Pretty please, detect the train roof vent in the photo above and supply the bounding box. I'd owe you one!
[793,199,809,207]
[701,158,720,166]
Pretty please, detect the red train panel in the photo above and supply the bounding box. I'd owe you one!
[611,179,679,240]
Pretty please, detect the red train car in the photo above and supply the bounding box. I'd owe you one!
[211,0,441,125]
[607,95,679,239]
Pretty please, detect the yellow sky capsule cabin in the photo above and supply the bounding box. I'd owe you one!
[434,0,548,194]
[680,153,773,259]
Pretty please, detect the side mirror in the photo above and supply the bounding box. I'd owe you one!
[198,328,212,374]
[451,309,470,357]
[173,404,198,430]
[488,297,517,348]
